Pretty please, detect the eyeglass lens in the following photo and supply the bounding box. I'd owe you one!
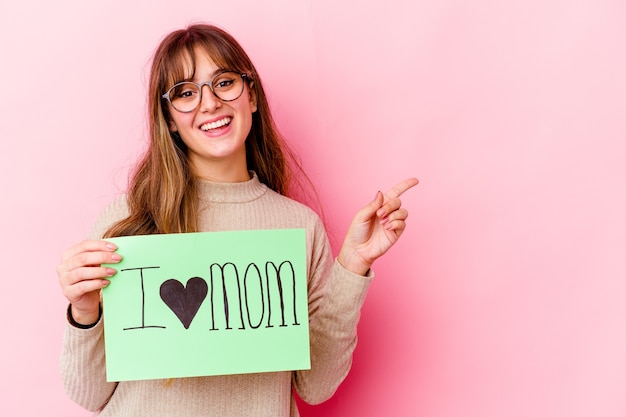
[167,72,245,112]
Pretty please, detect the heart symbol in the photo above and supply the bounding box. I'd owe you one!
[159,277,208,329]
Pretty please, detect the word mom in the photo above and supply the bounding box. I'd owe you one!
[119,261,301,332]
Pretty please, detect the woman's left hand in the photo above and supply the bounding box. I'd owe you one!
[338,177,419,276]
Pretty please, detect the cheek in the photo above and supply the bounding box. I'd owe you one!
[169,112,194,133]
[240,106,255,135]
[245,86,258,113]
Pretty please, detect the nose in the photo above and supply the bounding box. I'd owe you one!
[199,83,221,112]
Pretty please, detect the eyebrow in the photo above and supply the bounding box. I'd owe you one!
[185,68,228,83]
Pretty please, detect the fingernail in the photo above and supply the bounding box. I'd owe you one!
[106,243,117,250]
[111,253,122,261]
[106,268,116,276]
[102,279,111,287]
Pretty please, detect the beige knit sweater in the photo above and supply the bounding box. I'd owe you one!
[61,173,372,416]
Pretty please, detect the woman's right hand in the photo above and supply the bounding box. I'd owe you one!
[57,240,122,325]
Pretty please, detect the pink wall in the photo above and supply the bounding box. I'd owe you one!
[2,0,625,416]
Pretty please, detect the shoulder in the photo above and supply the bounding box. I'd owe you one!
[261,188,323,226]
[250,187,329,242]
[87,195,129,239]
[260,189,332,266]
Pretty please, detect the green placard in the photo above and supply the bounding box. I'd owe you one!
[101,229,309,382]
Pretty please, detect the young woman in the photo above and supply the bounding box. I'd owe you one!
[58,23,417,416]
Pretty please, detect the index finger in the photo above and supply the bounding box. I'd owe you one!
[61,239,118,261]
[384,177,419,199]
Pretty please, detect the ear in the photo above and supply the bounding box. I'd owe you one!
[248,81,258,113]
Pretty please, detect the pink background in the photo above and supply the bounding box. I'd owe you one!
[1,0,625,416]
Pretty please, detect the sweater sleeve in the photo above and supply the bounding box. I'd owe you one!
[60,197,128,411]
[292,218,373,404]
[61,319,118,411]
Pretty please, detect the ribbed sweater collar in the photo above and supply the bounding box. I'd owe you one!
[197,171,267,203]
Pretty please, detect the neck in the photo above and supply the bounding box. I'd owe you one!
[190,155,250,183]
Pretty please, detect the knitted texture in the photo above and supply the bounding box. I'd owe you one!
[61,173,372,416]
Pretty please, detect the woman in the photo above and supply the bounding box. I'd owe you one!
[58,23,417,416]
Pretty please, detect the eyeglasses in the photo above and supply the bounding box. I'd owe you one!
[162,71,249,113]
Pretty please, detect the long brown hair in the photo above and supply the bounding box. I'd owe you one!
[104,24,313,238]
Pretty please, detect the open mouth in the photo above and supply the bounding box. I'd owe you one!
[200,117,232,131]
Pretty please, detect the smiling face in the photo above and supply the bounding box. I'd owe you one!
[166,48,257,182]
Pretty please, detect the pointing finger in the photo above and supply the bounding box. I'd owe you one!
[384,177,419,200]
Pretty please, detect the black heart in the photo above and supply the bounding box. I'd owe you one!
[159,277,208,329]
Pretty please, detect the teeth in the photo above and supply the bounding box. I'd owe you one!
[201,117,231,131]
